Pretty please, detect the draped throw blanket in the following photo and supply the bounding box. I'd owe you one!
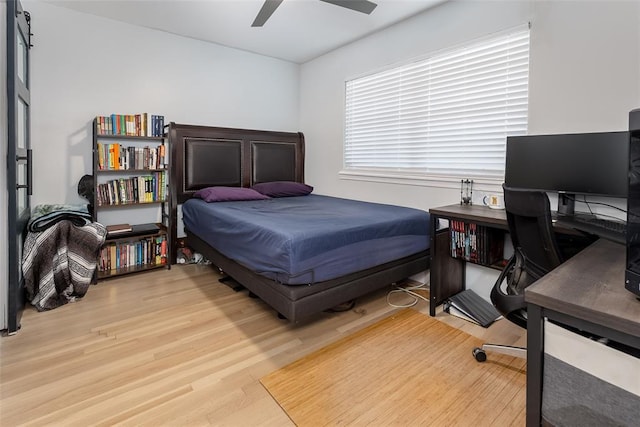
[28,204,92,233]
[22,220,107,311]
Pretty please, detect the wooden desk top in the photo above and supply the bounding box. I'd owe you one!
[429,204,508,228]
[525,239,640,338]
[429,203,578,235]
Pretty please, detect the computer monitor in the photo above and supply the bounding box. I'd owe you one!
[504,131,629,214]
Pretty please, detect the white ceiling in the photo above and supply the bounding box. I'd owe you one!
[46,0,447,63]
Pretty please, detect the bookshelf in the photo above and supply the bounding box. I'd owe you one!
[428,204,509,316]
[449,219,504,268]
[92,115,171,280]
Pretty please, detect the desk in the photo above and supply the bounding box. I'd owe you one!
[525,239,640,425]
[428,204,509,316]
[428,203,586,316]
[430,204,639,424]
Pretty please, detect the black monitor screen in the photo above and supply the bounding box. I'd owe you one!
[505,131,629,197]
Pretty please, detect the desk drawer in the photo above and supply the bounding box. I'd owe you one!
[542,320,640,426]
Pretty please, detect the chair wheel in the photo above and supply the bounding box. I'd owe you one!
[473,347,487,362]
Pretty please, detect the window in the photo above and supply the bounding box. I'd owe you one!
[343,25,530,185]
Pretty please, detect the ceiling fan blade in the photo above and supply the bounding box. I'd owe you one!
[320,0,378,15]
[252,0,284,27]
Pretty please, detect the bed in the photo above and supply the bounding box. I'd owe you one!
[169,122,431,321]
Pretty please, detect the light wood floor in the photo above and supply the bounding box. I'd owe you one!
[0,265,526,426]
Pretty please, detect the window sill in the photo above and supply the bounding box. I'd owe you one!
[338,169,504,193]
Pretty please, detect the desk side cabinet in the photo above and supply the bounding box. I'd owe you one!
[429,204,509,316]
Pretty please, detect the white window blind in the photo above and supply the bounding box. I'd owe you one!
[344,26,530,181]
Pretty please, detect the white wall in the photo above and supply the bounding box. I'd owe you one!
[299,0,640,212]
[2,0,301,331]
[24,1,300,208]
[1,1,9,331]
[299,0,640,296]
[527,0,640,134]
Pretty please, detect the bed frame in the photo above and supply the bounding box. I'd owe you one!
[169,122,430,321]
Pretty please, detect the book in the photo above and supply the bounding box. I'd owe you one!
[450,221,504,266]
[106,223,133,235]
[128,223,160,237]
[444,289,502,328]
[96,114,165,137]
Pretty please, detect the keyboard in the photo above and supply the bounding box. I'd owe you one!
[559,214,627,244]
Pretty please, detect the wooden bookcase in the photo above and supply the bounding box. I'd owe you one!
[92,116,171,279]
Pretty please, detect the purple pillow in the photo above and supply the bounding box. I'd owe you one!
[193,186,270,202]
[252,181,314,198]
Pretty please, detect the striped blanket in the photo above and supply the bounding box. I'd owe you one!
[22,220,107,311]
[28,204,92,232]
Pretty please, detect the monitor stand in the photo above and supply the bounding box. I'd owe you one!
[557,193,598,222]
[557,193,575,216]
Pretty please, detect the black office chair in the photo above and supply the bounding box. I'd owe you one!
[473,185,564,362]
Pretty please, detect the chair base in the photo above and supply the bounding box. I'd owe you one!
[473,344,527,362]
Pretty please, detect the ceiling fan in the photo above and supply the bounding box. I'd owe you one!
[252,0,378,27]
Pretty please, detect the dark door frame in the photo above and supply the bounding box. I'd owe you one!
[6,0,32,334]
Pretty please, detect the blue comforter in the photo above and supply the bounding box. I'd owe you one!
[182,194,430,284]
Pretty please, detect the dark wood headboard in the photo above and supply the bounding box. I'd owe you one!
[167,122,305,263]
[169,122,305,204]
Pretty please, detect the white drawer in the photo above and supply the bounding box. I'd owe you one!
[545,319,639,396]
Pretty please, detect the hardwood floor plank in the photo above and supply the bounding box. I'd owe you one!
[1,264,525,425]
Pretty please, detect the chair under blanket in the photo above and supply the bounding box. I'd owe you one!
[22,219,106,311]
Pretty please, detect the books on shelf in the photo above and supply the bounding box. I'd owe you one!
[93,112,171,279]
[443,289,502,328]
[97,143,166,171]
[96,171,166,206]
[449,220,504,266]
[98,233,167,273]
[95,113,165,137]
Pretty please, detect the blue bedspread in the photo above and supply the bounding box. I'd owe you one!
[182,194,430,284]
